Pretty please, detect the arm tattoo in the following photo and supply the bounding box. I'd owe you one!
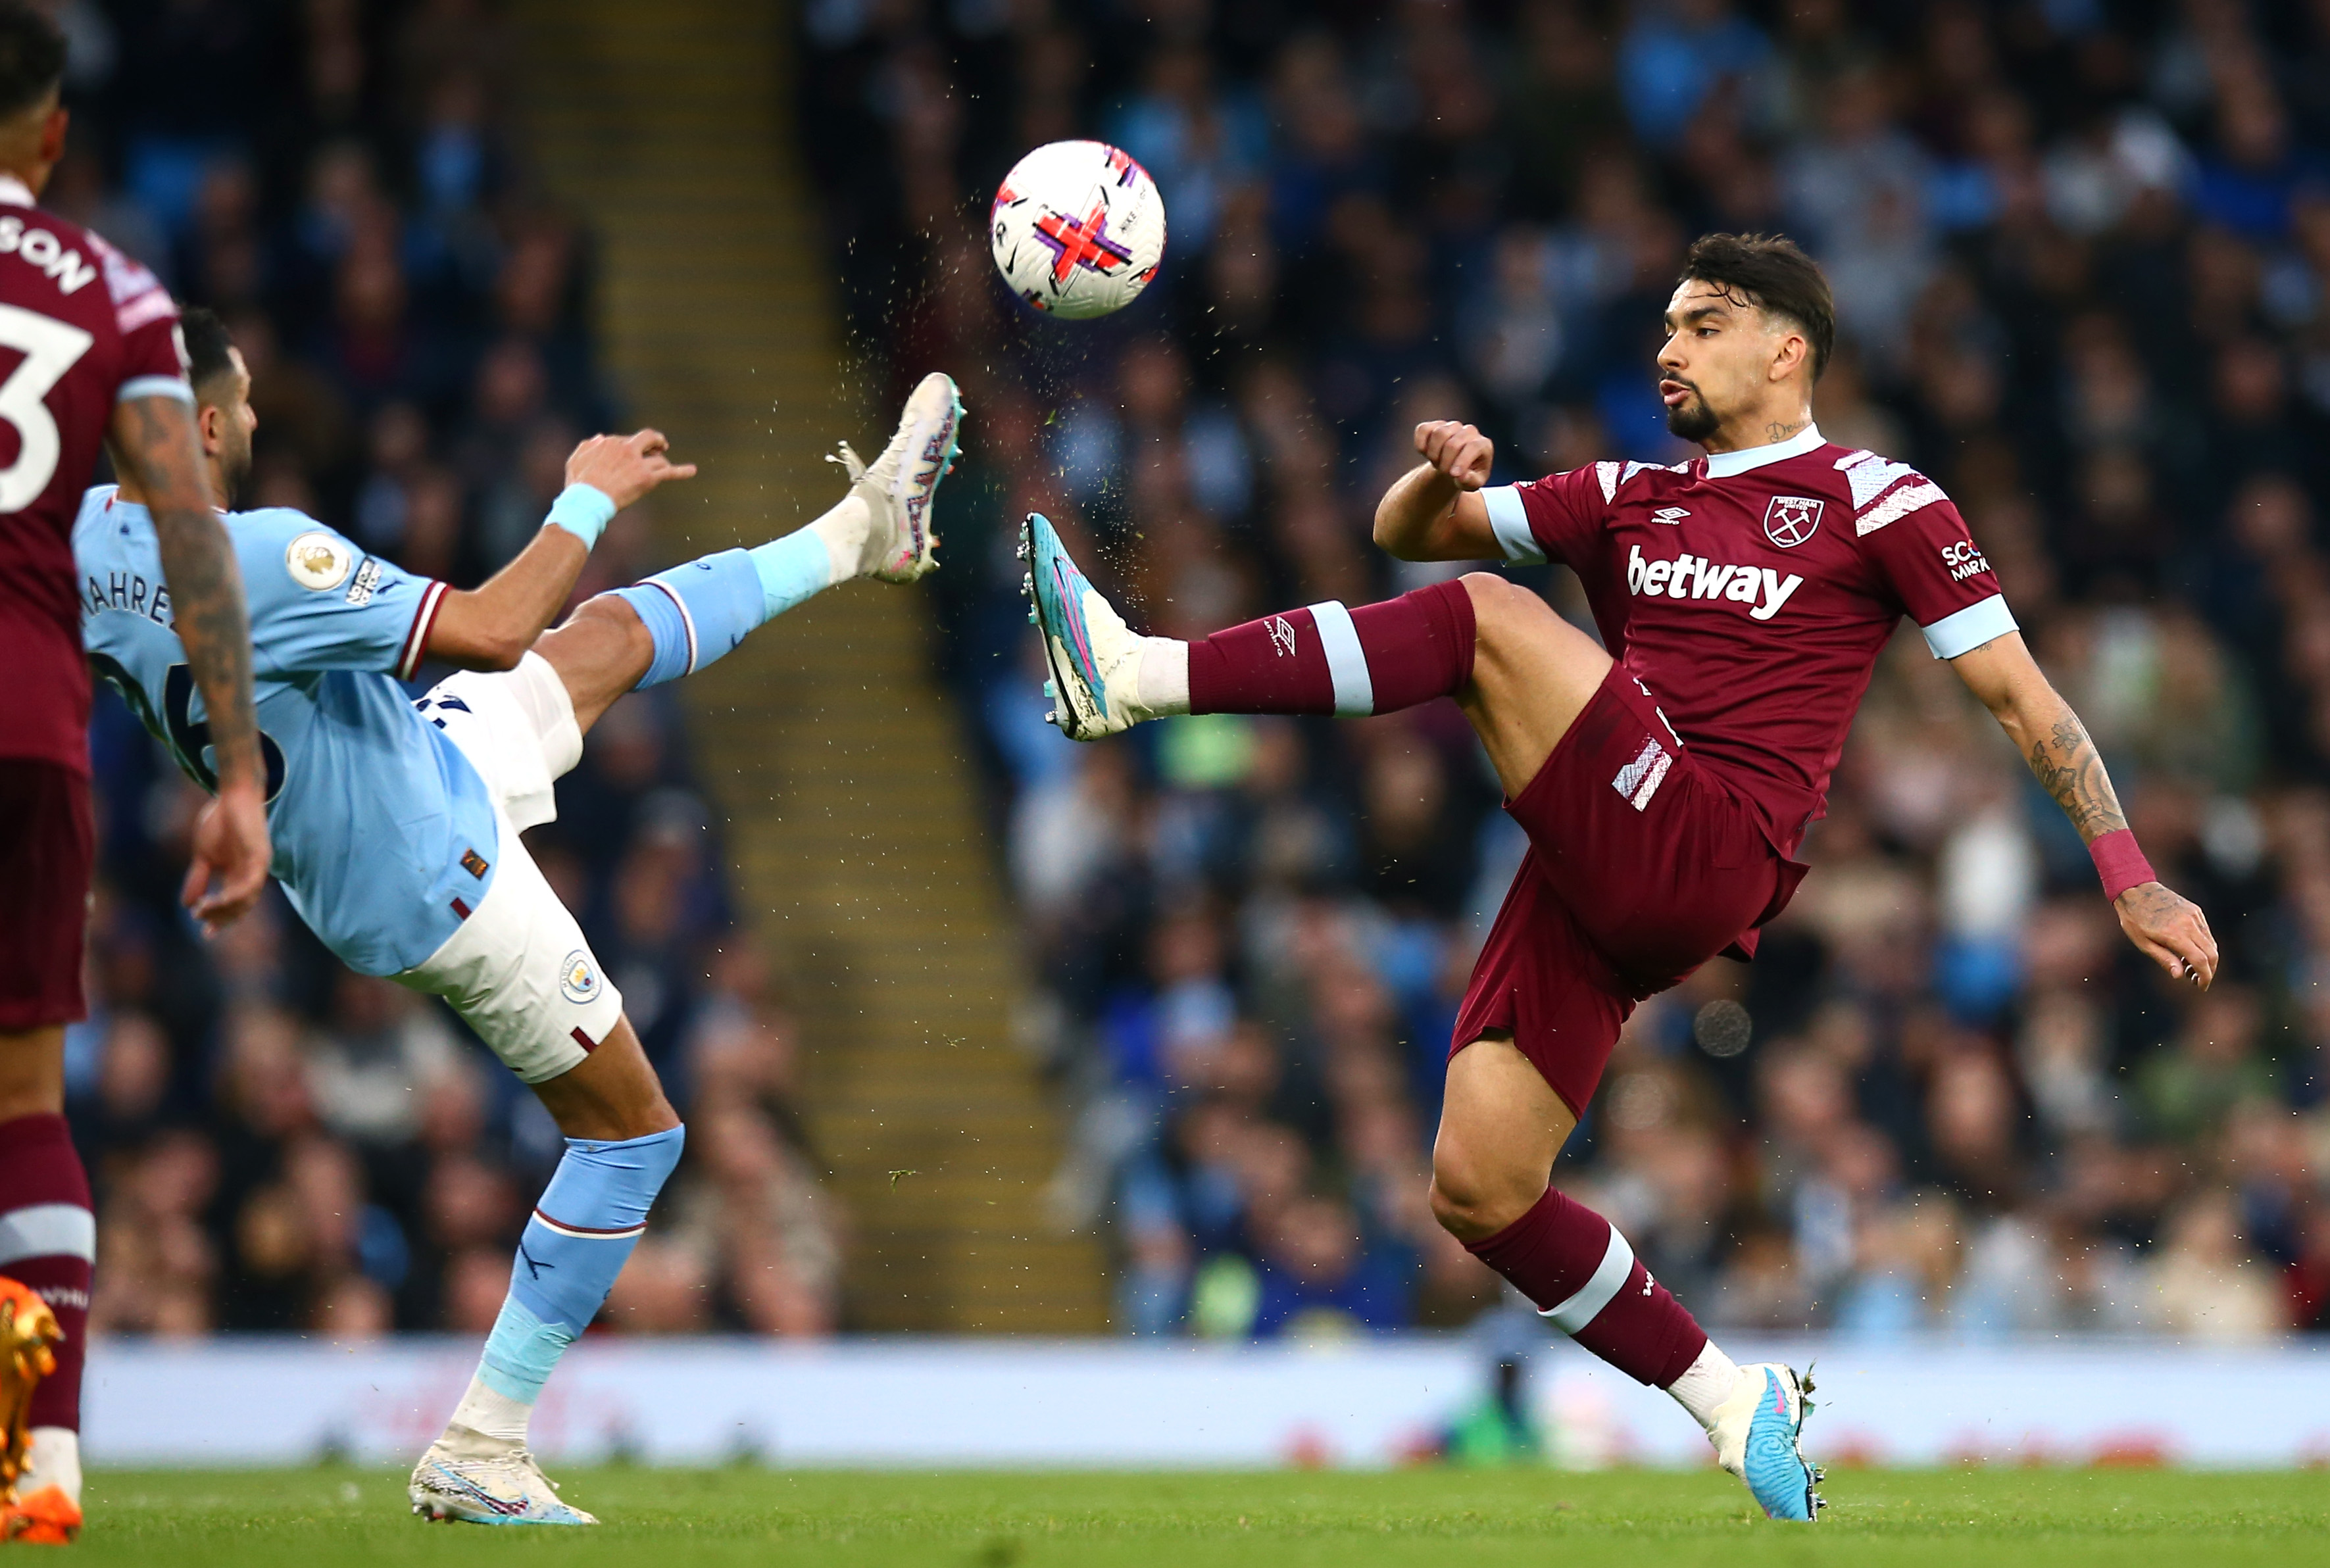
[2023,707,2127,841]
[120,395,260,788]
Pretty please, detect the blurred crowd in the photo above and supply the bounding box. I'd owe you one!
[803,0,2330,1342]
[61,1,839,1338]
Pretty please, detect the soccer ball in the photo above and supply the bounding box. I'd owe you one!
[989,140,1166,319]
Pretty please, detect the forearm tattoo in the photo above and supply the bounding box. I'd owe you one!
[127,396,259,785]
[2024,708,2127,842]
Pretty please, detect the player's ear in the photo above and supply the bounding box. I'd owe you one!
[1770,330,1806,383]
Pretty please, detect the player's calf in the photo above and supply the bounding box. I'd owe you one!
[413,1019,682,1526]
[591,372,961,709]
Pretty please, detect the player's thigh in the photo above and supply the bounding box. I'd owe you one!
[0,1027,66,1121]
[1430,1033,1578,1240]
[1456,572,1614,798]
[534,597,654,736]
[530,1014,680,1142]
[0,760,93,1081]
[395,808,624,1088]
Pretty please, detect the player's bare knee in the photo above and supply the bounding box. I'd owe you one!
[1428,1146,1512,1240]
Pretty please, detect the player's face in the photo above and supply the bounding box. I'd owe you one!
[1657,280,1783,444]
[203,349,258,501]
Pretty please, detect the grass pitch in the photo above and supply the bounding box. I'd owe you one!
[75,1466,2328,1566]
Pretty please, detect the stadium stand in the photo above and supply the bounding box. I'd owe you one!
[802,0,2330,1342]
[65,0,845,1338]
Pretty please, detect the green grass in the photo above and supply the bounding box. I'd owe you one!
[73,1466,2330,1566]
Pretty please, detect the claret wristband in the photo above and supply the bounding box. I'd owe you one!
[545,483,617,548]
[2089,827,2156,902]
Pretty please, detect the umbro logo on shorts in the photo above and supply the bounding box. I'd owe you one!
[1612,737,1672,812]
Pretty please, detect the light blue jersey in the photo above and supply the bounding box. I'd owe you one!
[74,486,499,975]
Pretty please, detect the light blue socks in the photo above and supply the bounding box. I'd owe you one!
[608,530,836,688]
[476,1125,685,1406]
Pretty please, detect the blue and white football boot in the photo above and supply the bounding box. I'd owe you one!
[409,1442,597,1526]
[1020,510,1155,740]
[828,370,962,582]
[1709,1363,1825,1522]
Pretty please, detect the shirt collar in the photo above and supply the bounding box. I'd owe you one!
[1702,423,1824,479]
[0,174,33,208]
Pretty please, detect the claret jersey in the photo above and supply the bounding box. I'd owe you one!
[0,175,191,772]
[1483,424,2015,857]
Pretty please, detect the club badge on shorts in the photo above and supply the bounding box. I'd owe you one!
[558,950,602,1005]
[1762,495,1824,549]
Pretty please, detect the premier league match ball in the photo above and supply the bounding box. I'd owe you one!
[989,140,1166,319]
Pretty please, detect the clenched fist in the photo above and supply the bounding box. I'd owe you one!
[1415,420,1493,491]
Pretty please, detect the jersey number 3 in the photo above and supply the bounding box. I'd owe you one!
[0,301,93,511]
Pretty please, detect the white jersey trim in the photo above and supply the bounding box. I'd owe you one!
[395,579,449,681]
[1306,600,1375,716]
[1858,480,1947,535]
[116,374,194,405]
[1482,485,1545,565]
[1923,593,2019,660]
[1702,423,1824,478]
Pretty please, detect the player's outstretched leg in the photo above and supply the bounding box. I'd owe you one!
[409,1019,680,1527]
[532,372,963,731]
[1434,1036,1822,1521]
[1022,510,1481,739]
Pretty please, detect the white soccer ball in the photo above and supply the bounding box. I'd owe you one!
[989,140,1167,320]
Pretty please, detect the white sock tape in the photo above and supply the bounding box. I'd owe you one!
[1306,600,1374,716]
[1543,1225,1635,1335]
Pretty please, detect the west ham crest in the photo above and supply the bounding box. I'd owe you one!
[1762,495,1824,549]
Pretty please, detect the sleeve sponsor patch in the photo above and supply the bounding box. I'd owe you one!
[285,530,353,591]
[344,556,384,605]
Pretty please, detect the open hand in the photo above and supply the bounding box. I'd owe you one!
[566,429,699,511]
[184,774,270,935]
[1414,420,1494,491]
[2116,881,2219,989]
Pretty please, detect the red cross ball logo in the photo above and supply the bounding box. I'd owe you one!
[1762,494,1824,549]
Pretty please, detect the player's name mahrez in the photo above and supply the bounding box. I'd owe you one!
[76,307,962,1527]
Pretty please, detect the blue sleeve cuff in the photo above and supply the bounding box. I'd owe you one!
[1923,594,2018,658]
[1482,485,1545,565]
[545,483,617,548]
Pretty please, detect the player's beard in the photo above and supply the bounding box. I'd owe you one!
[218,434,254,508]
[1664,381,1720,443]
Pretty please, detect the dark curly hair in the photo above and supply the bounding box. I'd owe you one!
[1680,233,1837,381]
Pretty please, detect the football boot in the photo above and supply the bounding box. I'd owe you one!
[1021,510,1152,740]
[1709,1362,1825,1523]
[409,1440,596,1527]
[826,371,961,582]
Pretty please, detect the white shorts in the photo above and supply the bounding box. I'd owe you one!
[393,653,622,1083]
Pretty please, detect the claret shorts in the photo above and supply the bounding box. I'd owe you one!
[1450,662,1804,1116]
[0,760,93,1032]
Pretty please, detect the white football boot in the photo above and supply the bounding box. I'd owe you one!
[1708,1362,1825,1522]
[409,1439,597,1526]
[826,370,962,582]
[1020,510,1155,740]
